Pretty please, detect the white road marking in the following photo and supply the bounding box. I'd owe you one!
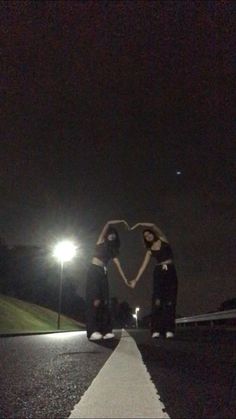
[69,330,169,418]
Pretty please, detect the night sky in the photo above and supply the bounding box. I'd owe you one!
[1,1,235,316]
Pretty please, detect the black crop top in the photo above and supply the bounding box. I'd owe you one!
[150,241,174,264]
[94,242,116,266]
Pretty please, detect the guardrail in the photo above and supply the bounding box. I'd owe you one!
[176,309,236,326]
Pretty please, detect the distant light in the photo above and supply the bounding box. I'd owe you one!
[176,171,182,175]
[53,240,77,263]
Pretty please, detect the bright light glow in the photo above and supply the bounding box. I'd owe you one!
[135,307,140,313]
[132,314,137,319]
[53,240,77,263]
[176,171,182,175]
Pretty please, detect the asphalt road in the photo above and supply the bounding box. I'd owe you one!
[0,331,120,418]
[0,328,235,418]
[130,327,236,419]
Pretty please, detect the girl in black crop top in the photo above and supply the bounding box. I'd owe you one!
[86,219,130,341]
[130,222,178,339]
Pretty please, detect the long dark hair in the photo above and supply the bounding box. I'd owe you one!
[104,227,120,257]
[142,229,159,249]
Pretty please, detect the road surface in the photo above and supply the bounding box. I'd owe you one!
[0,328,235,418]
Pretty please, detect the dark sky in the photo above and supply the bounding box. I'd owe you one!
[1,0,235,315]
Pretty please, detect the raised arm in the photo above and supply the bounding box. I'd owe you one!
[130,251,152,288]
[112,257,128,285]
[96,220,129,244]
[131,222,169,243]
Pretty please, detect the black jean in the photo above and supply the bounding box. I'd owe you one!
[86,264,112,338]
[151,264,178,334]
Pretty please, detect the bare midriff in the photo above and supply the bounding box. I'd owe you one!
[92,257,105,267]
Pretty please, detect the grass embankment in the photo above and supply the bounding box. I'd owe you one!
[0,294,85,333]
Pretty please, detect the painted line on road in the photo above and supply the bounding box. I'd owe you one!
[69,329,169,418]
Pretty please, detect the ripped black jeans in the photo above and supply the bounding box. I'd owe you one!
[151,264,178,334]
[86,264,112,338]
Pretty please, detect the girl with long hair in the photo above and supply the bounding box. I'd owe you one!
[130,222,178,338]
[86,220,129,341]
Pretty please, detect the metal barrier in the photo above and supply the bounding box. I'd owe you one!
[176,309,236,325]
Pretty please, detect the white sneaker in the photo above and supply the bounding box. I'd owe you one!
[166,331,174,338]
[89,332,102,341]
[152,332,160,338]
[103,332,115,340]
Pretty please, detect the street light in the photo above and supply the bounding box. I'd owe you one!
[133,307,140,328]
[135,307,140,328]
[53,240,77,330]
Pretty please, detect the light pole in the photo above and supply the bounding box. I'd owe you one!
[135,307,140,328]
[133,307,140,328]
[53,240,77,330]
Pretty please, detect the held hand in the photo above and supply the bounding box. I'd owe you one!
[129,280,137,289]
[124,278,132,288]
